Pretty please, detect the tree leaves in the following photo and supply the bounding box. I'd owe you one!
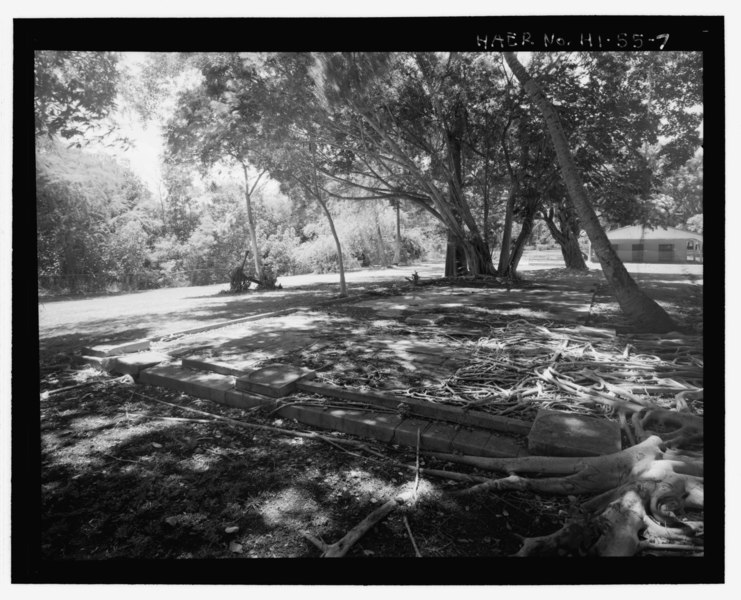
[35,51,120,142]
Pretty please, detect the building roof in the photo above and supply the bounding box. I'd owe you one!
[605,225,703,241]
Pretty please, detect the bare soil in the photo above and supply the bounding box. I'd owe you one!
[36,261,703,572]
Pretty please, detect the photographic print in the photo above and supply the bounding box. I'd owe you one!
[13,15,723,585]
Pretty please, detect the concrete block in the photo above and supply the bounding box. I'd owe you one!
[206,378,236,404]
[83,339,151,357]
[392,418,431,447]
[325,408,368,431]
[342,412,403,443]
[236,364,316,398]
[420,422,459,453]
[139,365,191,394]
[451,428,493,456]
[527,409,621,457]
[139,365,235,402]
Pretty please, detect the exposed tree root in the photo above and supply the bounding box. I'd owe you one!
[431,423,704,556]
[634,407,703,446]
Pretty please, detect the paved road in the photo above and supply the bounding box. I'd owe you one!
[38,258,701,359]
[37,263,445,357]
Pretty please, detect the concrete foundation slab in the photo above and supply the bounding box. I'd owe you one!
[343,412,404,443]
[236,364,316,398]
[182,357,257,377]
[139,365,235,401]
[527,409,621,457]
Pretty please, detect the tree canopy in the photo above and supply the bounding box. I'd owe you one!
[36,50,703,311]
[35,51,120,142]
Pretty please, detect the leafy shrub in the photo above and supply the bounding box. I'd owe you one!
[292,235,360,274]
[261,227,302,276]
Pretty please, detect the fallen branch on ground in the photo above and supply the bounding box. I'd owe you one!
[128,390,495,485]
[128,390,392,455]
[41,375,131,400]
[403,515,423,557]
[303,490,415,557]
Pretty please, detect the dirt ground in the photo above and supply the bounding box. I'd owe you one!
[35,259,704,574]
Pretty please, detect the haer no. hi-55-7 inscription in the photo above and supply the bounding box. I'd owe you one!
[476,32,671,50]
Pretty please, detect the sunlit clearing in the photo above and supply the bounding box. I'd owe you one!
[45,418,181,469]
[398,478,438,502]
[258,487,332,530]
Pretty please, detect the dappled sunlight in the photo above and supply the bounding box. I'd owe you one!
[258,486,332,530]
[43,414,182,469]
[345,468,398,502]
[177,452,224,473]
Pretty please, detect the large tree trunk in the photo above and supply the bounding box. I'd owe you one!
[543,206,589,271]
[241,164,265,280]
[497,186,516,273]
[559,235,588,270]
[445,229,467,277]
[394,200,403,264]
[503,202,536,276]
[309,142,347,297]
[463,236,496,277]
[373,205,388,267]
[503,52,676,333]
[446,100,497,278]
[317,196,347,297]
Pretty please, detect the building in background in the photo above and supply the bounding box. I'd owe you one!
[589,226,703,264]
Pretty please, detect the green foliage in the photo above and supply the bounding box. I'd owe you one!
[36,140,154,292]
[35,51,120,142]
[293,235,360,274]
[37,51,703,294]
[684,214,703,234]
[649,149,703,227]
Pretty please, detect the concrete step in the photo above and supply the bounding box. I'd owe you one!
[138,363,527,458]
[236,365,316,398]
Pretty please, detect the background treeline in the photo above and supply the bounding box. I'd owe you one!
[37,136,446,294]
[35,51,703,295]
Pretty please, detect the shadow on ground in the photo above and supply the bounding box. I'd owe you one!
[40,385,547,561]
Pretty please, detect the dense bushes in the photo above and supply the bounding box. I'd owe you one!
[37,144,443,296]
